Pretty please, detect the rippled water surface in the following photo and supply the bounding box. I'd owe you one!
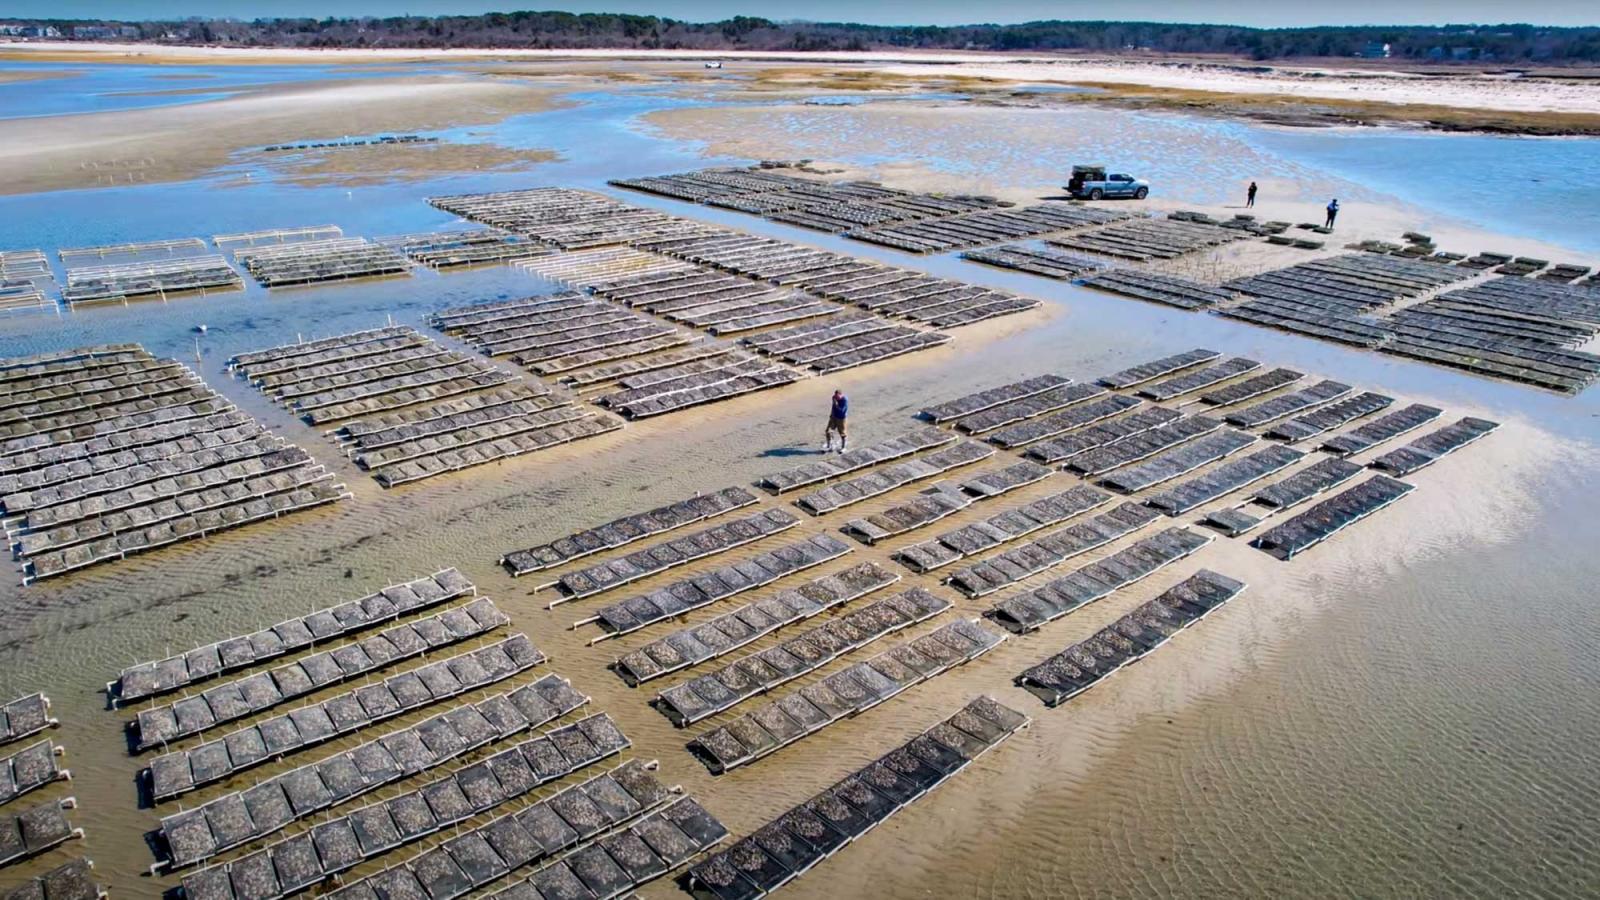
[0,58,1598,900]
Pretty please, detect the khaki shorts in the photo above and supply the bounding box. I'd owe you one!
[826,416,847,436]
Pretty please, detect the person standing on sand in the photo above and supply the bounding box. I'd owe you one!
[1246,182,1257,208]
[824,389,848,453]
[1325,198,1340,229]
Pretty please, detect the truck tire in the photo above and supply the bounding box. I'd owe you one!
[1089,188,1104,200]
[1134,187,1148,199]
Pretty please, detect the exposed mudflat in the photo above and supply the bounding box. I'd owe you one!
[0,49,1598,900]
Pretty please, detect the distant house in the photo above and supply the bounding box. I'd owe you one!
[1360,41,1392,59]
[0,23,61,37]
[71,24,138,39]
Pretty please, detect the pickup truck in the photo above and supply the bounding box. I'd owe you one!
[1066,167,1149,200]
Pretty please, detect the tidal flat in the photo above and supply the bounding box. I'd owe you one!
[1,47,1598,900]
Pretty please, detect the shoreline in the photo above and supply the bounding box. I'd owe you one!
[4,43,1599,142]
[1003,80,1600,136]
[9,39,1600,72]
[7,40,1600,111]
[714,63,1600,135]
[0,74,569,195]
[0,37,1598,900]
[637,105,1598,263]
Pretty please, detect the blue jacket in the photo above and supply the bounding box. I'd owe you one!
[831,395,848,419]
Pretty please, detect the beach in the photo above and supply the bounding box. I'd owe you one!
[6,40,1600,195]
[10,40,1600,111]
[0,74,566,194]
[0,44,1598,900]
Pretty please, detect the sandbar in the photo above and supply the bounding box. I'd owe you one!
[0,74,564,194]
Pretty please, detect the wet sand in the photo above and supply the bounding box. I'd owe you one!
[641,102,1596,265]
[1,224,1597,898]
[870,57,1600,115]
[240,141,560,188]
[0,75,566,194]
[10,41,1600,139]
[1,53,1599,900]
[0,69,80,83]
[8,43,1599,115]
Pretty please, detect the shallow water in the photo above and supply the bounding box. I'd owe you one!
[0,61,460,120]
[0,58,1598,900]
[1246,127,1600,256]
[638,99,1600,255]
[0,87,736,262]
[3,68,1595,259]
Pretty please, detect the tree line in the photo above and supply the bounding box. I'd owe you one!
[8,13,1600,63]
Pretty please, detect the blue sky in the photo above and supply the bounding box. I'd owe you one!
[6,1,1597,27]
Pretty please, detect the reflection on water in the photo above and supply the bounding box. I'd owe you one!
[0,88,732,262]
[792,464,1600,900]
[0,56,1598,900]
[1010,82,1104,95]
[2,64,1595,260]
[1245,126,1600,255]
[651,101,1366,204]
[800,91,971,106]
[640,99,1600,253]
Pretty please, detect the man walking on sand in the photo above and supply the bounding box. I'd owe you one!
[1246,181,1257,208]
[1325,198,1340,229]
[824,389,848,453]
